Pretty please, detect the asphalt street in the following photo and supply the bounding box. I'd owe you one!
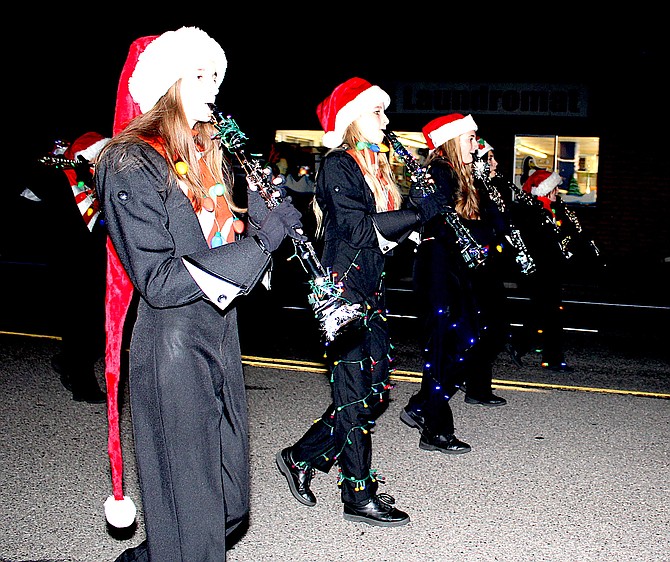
[1,304,669,562]
[1,257,669,561]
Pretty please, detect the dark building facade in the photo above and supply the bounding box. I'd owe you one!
[267,76,668,302]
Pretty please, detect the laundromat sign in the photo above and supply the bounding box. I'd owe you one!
[394,83,587,117]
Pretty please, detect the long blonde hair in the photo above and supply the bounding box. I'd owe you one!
[426,137,480,220]
[312,121,402,236]
[98,81,242,214]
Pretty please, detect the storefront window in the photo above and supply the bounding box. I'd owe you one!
[275,130,600,205]
[513,135,599,205]
[275,130,425,193]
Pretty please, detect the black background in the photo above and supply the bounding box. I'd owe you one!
[14,10,662,169]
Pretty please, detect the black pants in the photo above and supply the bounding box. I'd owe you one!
[291,312,391,505]
[517,268,565,364]
[410,251,508,434]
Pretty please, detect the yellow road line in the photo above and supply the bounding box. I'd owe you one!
[241,356,670,400]
[0,330,61,340]
[2,331,667,400]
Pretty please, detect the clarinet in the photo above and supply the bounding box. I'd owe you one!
[555,197,601,259]
[494,171,573,260]
[385,130,488,269]
[38,155,93,169]
[208,105,361,341]
[472,154,536,275]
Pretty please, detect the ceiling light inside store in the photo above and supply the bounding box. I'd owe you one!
[516,144,548,158]
[275,130,427,149]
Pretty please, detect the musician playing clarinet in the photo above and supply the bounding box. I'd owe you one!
[96,27,303,562]
[475,135,534,368]
[400,114,509,459]
[515,169,580,372]
[276,77,448,527]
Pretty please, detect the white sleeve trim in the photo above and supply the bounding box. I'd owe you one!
[373,224,398,254]
[182,258,242,312]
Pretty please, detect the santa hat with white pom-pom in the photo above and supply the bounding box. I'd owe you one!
[101,32,155,530]
[422,113,478,151]
[522,169,563,197]
[316,77,390,148]
[102,26,228,529]
[105,27,227,528]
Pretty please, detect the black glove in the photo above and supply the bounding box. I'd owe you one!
[255,200,306,252]
[409,187,450,223]
[283,197,308,243]
[246,186,270,228]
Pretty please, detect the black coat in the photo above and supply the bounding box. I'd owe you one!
[96,140,272,559]
[316,149,391,307]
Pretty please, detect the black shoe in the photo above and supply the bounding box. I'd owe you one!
[276,448,316,507]
[51,355,73,391]
[464,393,507,406]
[343,493,410,527]
[72,381,107,404]
[504,342,524,368]
[399,404,425,433]
[113,539,148,562]
[419,432,471,454]
[541,361,575,373]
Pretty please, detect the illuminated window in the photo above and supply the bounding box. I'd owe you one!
[514,135,599,205]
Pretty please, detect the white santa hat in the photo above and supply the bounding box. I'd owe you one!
[127,26,227,115]
[422,113,478,150]
[316,77,390,148]
[523,169,563,197]
[476,136,493,158]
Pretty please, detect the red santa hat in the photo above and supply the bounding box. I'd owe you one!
[129,26,227,115]
[476,136,493,158]
[102,34,150,530]
[66,132,111,162]
[112,35,157,135]
[316,77,390,148]
[61,132,110,232]
[523,169,563,197]
[112,27,226,133]
[422,113,478,150]
[103,26,227,529]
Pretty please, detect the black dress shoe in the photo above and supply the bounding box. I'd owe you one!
[72,381,107,404]
[114,539,148,562]
[276,448,316,507]
[464,393,507,406]
[51,355,73,391]
[419,432,471,454]
[399,404,425,433]
[343,493,410,527]
[541,361,575,373]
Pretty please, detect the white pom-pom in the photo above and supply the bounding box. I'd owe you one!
[104,495,137,528]
[321,131,341,149]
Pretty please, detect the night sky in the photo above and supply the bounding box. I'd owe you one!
[15,11,662,171]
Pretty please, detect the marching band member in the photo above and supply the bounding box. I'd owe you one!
[97,27,303,561]
[401,114,509,457]
[515,169,578,372]
[475,136,533,368]
[276,77,448,527]
[34,133,110,403]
